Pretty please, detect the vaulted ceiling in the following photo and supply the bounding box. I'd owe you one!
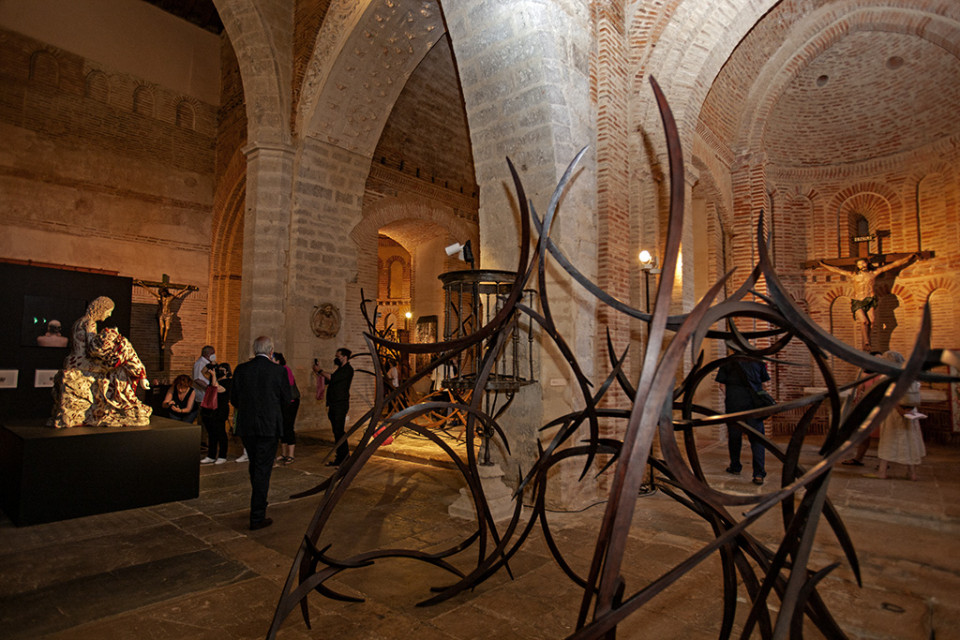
[701,0,960,167]
[139,0,223,34]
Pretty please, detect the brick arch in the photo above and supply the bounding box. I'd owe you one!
[737,2,960,153]
[175,99,197,130]
[84,70,109,102]
[351,196,478,311]
[29,49,60,86]
[826,291,862,375]
[382,254,409,300]
[823,286,851,307]
[914,168,955,256]
[923,283,960,349]
[214,0,290,146]
[887,282,916,308]
[825,183,897,248]
[208,146,247,364]
[133,85,155,117]
[631,0,777,156]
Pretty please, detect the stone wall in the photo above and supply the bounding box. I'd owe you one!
[0,26,217,379]
[373,36,478,199]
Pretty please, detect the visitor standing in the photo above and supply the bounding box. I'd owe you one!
[230,336,291,530]
[716,356,771,485]
[868,350,926,481]
[273,352,300,465]
[315,348,354,466]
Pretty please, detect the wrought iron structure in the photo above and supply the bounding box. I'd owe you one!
[439,269,537,393]
[267,77,958,639]
[438,268,537,463]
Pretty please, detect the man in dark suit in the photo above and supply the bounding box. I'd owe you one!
[315,347,354,466]
[230,335,291,530]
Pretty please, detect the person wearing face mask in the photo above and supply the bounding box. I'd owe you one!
[193,345,217,407]
[194,345,225,463]
[314,348,354,466]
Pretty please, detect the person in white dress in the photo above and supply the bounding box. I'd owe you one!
[870,351,925,481]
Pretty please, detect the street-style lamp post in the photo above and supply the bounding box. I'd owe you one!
[638,250,662,496]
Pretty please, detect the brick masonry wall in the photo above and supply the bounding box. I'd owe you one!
[0,26,216,382]
[764,141,960,402]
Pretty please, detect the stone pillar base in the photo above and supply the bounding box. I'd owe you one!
[448,463,517,522]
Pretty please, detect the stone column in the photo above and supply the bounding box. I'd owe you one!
[444,0,600,509]
[284,138,368,426]
[238,141,294,358]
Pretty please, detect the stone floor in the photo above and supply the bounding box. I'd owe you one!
[2,427,958,639]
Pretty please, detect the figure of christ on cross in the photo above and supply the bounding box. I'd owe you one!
[134,276,197,348]
[818,253,919,350]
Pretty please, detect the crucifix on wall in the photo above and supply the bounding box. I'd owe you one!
[134,274,197,367]
[803,228,931,350]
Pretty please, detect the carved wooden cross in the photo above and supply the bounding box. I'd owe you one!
[850,228,889,256]
[134,275,198,369]
[136,273,198,292]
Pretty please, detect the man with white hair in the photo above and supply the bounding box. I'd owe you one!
[230,335,291,530]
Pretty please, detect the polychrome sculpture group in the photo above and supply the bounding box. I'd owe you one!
[49,296,152,428]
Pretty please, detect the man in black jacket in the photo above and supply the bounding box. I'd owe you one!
[230,335,291,530]
[316,347,354,466]
[716,357,770,485]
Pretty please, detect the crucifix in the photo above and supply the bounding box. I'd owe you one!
[850,228,889,256]
[134,274,197,368]
[803,234,930,350]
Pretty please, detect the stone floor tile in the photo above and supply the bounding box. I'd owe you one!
[2,434,958,639]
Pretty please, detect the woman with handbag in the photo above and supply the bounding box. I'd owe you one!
[198,365,228,464]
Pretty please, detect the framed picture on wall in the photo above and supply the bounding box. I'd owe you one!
[0,369,18,389]
[21,295,85,348]
[34,369,58,388]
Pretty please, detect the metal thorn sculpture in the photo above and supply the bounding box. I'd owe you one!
[267,77,959,639]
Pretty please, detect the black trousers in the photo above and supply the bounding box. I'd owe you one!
[201,408,229,459]
[281,398,300,445]
[328,403,349,463]
[240,435,278,524]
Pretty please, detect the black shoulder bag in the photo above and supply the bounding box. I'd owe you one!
[733,361,776,408]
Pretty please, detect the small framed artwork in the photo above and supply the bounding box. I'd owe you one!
[34,369,59,388]
[0,369,18,389]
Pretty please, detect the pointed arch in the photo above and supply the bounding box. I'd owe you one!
[209,146,248,364]
[214,0,292,146]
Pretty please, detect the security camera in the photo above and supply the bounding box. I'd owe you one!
[445,240,475,269]
[445,242,464,257]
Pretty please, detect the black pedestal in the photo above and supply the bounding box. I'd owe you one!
[0,417,201,526]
